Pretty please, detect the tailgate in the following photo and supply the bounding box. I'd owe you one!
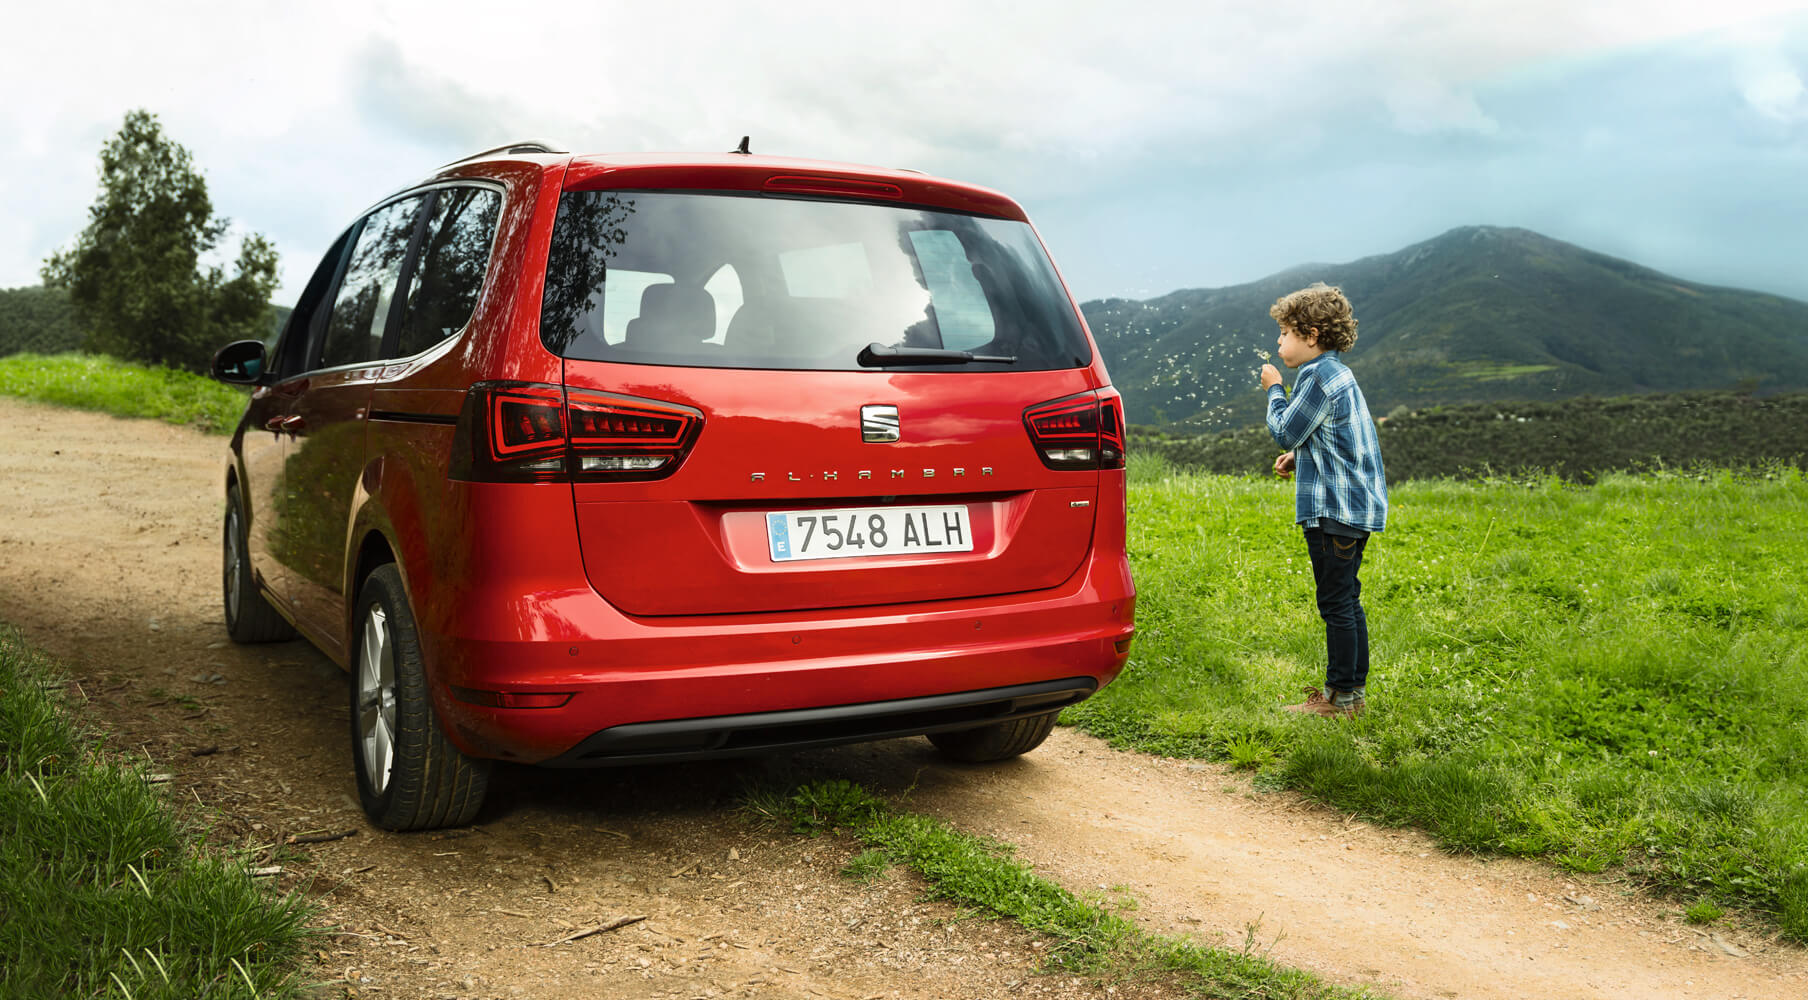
[566,365,1103,616]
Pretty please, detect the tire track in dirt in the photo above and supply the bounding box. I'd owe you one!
[2,395,1802,999]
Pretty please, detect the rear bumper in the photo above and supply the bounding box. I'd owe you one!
[419,556,1134,764]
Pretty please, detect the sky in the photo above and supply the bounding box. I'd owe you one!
[4,0,1806,307]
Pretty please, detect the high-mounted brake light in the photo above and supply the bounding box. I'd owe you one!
[762,174,905,200]
[1023,389,1126,471]
[450,381,703,483]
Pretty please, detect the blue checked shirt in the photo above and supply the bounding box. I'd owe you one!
[1265,353,1388,533]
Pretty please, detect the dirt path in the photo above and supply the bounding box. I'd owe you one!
[2,394,1803,1000]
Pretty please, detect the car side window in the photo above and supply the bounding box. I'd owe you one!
[318,197,424,370]
[266,228,355,381]
[391,186,502,359]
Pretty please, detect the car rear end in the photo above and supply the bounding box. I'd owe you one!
[428,154,1134,765]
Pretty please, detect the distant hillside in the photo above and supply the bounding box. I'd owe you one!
[1083,226,1808,430]
[1,284,292,359]
[1132,390,1808,483]
[0,285,83,356]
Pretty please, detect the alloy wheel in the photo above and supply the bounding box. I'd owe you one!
[356,605,397,795]
[224,508,243,622]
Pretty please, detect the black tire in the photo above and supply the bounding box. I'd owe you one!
[927,710,1060,762]
[223,487,295,643]
[350,564,491,831]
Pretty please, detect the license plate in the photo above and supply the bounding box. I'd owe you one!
[766,505,973,562]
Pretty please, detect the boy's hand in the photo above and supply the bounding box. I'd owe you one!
[1259,364,1283,390]
[1272,451,1295,479]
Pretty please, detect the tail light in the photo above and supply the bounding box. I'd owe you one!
[1023,389,1126,471]
[450,381,703,483]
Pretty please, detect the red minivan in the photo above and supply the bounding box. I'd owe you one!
[211,142,1135,831]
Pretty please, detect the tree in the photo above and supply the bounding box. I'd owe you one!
[41,109,279,372]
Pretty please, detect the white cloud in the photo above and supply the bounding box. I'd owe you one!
[1382,76,1501,135]
[4,0,1807,299]
[1739,58,1808,121]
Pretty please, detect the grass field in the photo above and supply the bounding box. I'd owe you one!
[0,351,247,434]
[1070,455,1808,937]
[0,629,315,998]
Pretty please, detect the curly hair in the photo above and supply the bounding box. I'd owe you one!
[1269,283,1358,353]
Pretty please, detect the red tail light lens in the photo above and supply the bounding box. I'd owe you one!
[1098,389,1125,469]
[1023,389,1127,471]
[451,381,703,483]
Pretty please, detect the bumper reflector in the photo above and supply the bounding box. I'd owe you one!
[451,686,575,709]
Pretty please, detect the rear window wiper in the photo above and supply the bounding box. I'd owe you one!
[857,343,1018,367]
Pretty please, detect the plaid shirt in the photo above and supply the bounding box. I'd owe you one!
[1265,353,1388,532]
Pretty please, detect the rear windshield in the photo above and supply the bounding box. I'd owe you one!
[539,191,1090,371]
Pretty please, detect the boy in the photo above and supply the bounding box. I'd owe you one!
[1258,283,1387,718]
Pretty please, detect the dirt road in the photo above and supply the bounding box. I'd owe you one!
[2,394,1802,999]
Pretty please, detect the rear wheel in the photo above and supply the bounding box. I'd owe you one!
[927,710,1060,762]
[350,564,490,830]
[223,488,294,643]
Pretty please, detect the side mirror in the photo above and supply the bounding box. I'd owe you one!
[211,340,267,384]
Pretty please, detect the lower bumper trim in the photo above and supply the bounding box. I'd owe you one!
[541,677,1096,767]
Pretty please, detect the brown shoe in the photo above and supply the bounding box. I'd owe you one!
[1283,687,1363,718]
[1283,687,1333,714]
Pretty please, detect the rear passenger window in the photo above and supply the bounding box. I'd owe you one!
[393,187,502,358]
[319,197,423,369]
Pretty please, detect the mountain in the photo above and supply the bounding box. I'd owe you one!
[1081,226,1808,430]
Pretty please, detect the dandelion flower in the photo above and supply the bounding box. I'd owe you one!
[1256,349,1272,361]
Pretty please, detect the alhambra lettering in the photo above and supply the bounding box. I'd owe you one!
[749,467,993,483]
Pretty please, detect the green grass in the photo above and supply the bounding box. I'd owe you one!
[0,351,247,434]
[1075,455,1808,937]
[746,779,1380,998]
[0,628,316,998]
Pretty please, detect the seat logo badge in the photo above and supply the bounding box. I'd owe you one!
[861,405,900,443]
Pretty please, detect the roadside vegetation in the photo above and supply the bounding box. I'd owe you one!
[746,778,1381,999]
[0,351,246,434]
[1073,455,1808,938]
[0,628,316,998]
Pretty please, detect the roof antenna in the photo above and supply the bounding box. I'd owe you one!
[731,135,751,155]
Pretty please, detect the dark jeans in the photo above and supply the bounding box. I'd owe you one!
[1304,527,1369,694]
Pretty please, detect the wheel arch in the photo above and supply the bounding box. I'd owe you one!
[353,529,399,601]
